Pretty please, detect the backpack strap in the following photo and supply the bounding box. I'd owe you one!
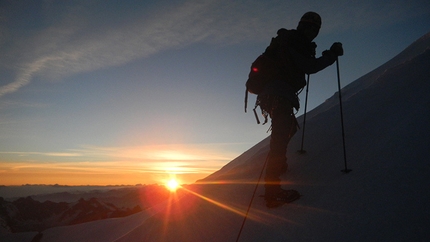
[245,87,248,113]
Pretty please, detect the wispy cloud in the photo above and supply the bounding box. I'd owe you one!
[0,151,82,157]
[0,142,240,172]
[0,0,245,95]
[0,142,242,185]
[0,56,58,96]
[71,143,239,163]
[1,0,428,97]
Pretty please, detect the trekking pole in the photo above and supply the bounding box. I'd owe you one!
[336,58,351,173]
[297,74,310,154]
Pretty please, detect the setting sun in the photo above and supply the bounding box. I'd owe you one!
[166,178,180,192]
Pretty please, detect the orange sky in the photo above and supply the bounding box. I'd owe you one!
[0,144,239,186]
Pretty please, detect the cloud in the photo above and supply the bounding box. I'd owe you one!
[0,0,218,97]
[0,56,58,96]
[71,143,238,163]
[1,0,428,98]
[0,142,240,185]
[0,142,240,169]
[0,151,82,158]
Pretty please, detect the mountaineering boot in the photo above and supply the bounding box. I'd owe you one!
[264,188,301,208]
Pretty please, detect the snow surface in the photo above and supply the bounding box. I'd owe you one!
[2,32,430,242]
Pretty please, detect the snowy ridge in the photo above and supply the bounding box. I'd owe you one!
[199,137,270,182]
[304,31,430,121]
[3,32,430,242]
[201,31,430,185]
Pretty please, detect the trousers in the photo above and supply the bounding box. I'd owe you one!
[264,99,298,196]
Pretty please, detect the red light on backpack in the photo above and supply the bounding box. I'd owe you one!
[252,67,259,72]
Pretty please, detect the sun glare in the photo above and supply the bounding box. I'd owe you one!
[166,178,180,192]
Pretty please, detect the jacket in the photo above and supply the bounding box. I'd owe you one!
[259,28,337,110]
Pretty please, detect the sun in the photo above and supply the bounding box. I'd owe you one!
[165,178,180,192]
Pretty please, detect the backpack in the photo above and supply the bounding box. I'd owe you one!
[244,38,283,123]
[245,54,280,95]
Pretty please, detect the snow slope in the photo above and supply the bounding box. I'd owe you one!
[116,32,430,241]
[3,32,430,242]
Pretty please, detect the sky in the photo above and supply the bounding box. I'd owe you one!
[1,0,429,186]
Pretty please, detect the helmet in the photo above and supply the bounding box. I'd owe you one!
[299,12,321,28]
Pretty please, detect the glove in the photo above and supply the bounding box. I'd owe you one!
[330,42,343,56]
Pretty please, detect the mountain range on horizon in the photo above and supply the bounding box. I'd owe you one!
[2,31,430,242]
